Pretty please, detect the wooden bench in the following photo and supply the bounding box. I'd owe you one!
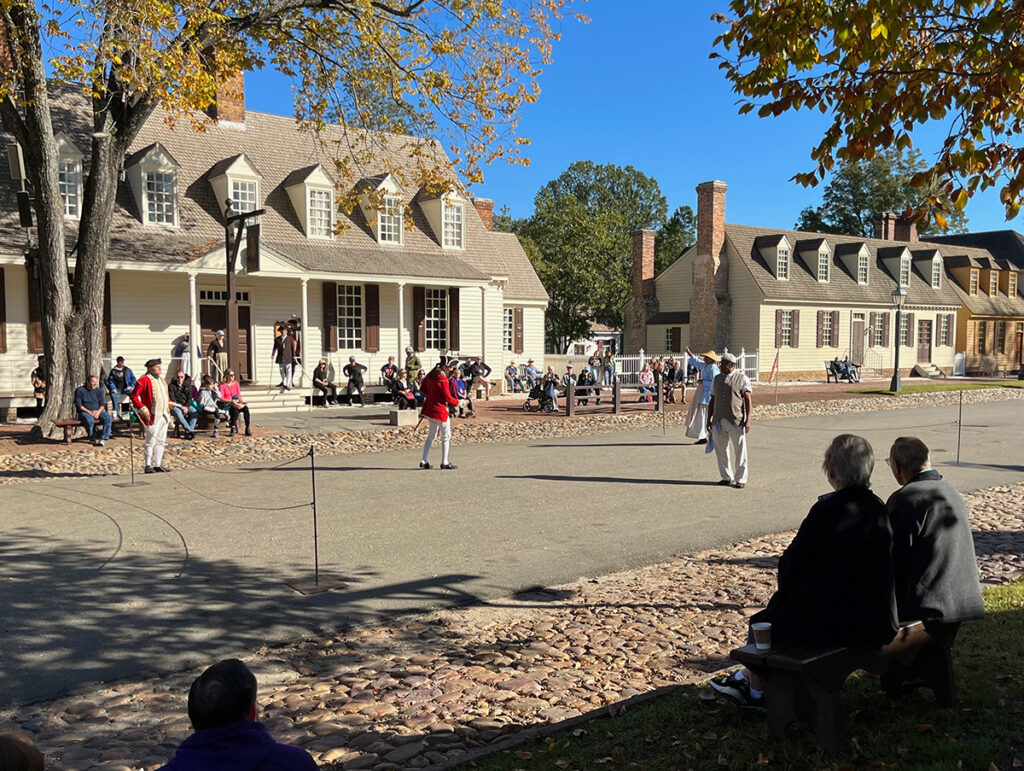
[731,621,959,753]
[54,418,82,445]
[825,360,860,383]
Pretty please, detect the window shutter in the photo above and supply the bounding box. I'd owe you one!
[791,310,800,348]
[775,309,783,348]
[364,283,380,353]
[103,273,112,353]
[816,310,824,348]
[882,313,890,347]
[831,311,840,346]
[27,265,43,353]
[948,314,956,344]
[448,287,460,350]
[322,282,338,352]
[670,326,681,353]
[413,286,426,351]
[513,307,524,354]
[0,268,6,353]
[868,312,876,347]
[906,313,915,347]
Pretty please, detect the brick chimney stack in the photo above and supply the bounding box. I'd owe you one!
[894,216,918,243]
[472,198,494,231]
[626,229,658,352]
[206,70,246,125]
[690,180,730,353]
[874,211,898,240]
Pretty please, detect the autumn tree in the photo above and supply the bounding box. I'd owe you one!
[713,1,1024,226]
[0,0,580,434]
[796,148,969,237]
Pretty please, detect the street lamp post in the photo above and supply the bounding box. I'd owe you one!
[889,286,908,393]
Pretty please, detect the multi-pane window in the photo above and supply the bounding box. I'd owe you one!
[899,314,910,347]
[425,288,447,350]
[857,252,869,284]
[817,251,830,282]
[997,321,1008,354]
[1010,273,1019,297]
[336,285,363,349]
[378,195,402,244]
[780,310,793,347]
[822,312,835,346]
[503,307,514,352]
[873,314,885,346]
[899,258,911,287]
[990,272,999,295]
[58,159,80,218]
[777,248,790,280]
[308,189,333,238]
[939,315,951,346]
[443,202,464,249]
[969,269,979,295]
[664,328,674,352]
[977,320,988,354]
[931,260,942,288]
[145,171,176,225]
[231,179,258,213]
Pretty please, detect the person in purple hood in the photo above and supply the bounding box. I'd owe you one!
[159,659,317,770]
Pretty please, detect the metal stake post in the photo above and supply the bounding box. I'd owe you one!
[114,409,148,487]
[310,444,319,586]
[956,389,963,465]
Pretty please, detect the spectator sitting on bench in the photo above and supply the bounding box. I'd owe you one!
[885,437,985,638]
[75,375,112,447]
[197,375,229,438]
[709,434,898,707]
[470,355,492,400]
[107,356,137,419]
[312,359,338,407]
[505,361,524,393]
[158,658,316,770]
[168,370,199,439]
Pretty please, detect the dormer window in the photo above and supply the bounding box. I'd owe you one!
[443,201,465,249]
[777,248,790,280]
[857,252,869,284]
[125,142,180,227]
[989,272,999,295]
[284,164,335,240]
[969,269,979,295]
[817,251,830,282]
[899,257,911,287]
[378,195,403,245]
[357,174,405,246]
[207,154,263,223]
[1010,272,1018,297]
[55,134,84,220]
[931,259,942,289]
[308,189,333,238]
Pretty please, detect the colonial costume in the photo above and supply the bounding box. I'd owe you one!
[419,355,460,470]
[130,358,171,472]
[685,351,720,442]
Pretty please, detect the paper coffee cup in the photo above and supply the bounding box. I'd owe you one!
[752,622,772,650]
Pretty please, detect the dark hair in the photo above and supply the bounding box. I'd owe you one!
[0,731,44,771]
[187,659,258,730]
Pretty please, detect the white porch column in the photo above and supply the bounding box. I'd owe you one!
[480,285,487,361]
[188,272,200,378]
[299,277,310,387]
[396,281,406,361]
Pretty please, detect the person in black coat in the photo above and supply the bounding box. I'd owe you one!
[711,434,898,706]
[885,437,984,628]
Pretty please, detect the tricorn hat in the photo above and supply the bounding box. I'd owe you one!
[145,358,162,369]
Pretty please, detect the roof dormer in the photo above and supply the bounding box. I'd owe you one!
[911,249,943,289]
[284,164,335,239]
[357,173,405,246]
[207,154,263,217]
[834,242,870,285]
[878,245,912,287]
[755,234,792,280]
[55,133,84,220]
[125,142,180,227]
[796,237,832,282]
[421,191,467,250]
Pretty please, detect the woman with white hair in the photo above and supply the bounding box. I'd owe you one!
[710,434,898,707]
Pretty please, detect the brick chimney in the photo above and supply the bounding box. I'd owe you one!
[894,215,918,243]
[472,198,494,231]
[206,69,246,125]
[690,180,730,353]
[627,230,657,352]
[874,211,897,240]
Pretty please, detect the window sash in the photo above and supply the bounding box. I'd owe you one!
[857,254,869,284]
[969,270,979,294]
[899,315,910,347]
[931,261,942,288]
[145,171,176,225]
[308,189,333,237]
[379,195,402,244]
[443,203,464,248]
[873,315,885,345]
[939,316,950,346]
[1009,273,1018,297]
[58,160,80,217]
[425,288,447,350]
[780,310,793,346]
[899,259,911,287]
[997,321,1008,354]
[336,285,363,349]
[503,307,514,351]
[822,313,834,346]
[817,252,829,282]
[777,250,789,279]
[990,272,999,295]
[977,321,987,354]
[231,180,258,213]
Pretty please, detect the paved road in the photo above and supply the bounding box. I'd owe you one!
[1,400,1021,705]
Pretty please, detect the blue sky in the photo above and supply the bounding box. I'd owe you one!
[246,0,1010,233]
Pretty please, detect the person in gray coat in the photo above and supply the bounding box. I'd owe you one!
[885,436,985,629]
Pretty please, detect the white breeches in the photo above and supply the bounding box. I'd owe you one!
[421,417,452,465]
[145,414,169,468]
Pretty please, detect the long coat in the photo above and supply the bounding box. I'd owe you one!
[129,375,169,426]
[419,368,459,422]
[752,485,898,648]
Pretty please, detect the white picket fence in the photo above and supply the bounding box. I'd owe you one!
[545,348,761,385]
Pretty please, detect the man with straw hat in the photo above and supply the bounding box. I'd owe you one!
[684,347,720,444]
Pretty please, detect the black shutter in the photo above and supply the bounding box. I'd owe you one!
[882,313,891,347]
[791,310,800,348]
[448,287,460,350]
[670,326,681,353]
[413,286,426,351]
[364,283,380,353]
[816,310,824,348]
[103,273,112,353]
[0,268,6,353]
[775,309,783,349]
[322,282,338,352]
[868,311,876,347]
[513,307,524,354]
[831,311,840,347]
[906,312,916,347]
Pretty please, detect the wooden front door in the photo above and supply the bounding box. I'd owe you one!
[200,304,252,381]
[851,319,865,365]
[917,320,932,364]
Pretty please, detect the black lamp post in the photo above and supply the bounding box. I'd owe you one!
[889,285,908,393]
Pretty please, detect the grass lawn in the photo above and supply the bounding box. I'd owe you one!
[854,380,1024,395]
[464,581,1024,771]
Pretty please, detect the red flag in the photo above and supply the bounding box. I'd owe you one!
[767,349,780,383]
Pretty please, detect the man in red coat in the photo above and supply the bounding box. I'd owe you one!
[419,355,460,470]
[130,358,172,473]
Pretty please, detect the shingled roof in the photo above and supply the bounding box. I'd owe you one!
[0,83,547,302]
[929,229,1024,271]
